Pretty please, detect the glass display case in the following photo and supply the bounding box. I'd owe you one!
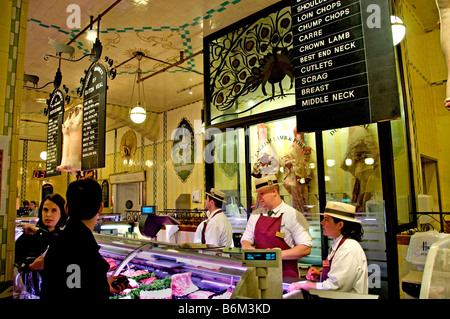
[95,234,296,299]
[420,235,450,299]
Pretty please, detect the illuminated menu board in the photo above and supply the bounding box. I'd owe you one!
[292,0,400,132]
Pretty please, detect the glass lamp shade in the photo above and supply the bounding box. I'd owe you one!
[130,105,146,124]
[391,16,406,46]
[40,151,47,161]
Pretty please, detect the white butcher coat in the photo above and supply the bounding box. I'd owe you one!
[194,209,233,247]
[241,201,313,249]
[316,235,368,293]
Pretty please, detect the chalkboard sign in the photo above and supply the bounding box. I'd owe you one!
[81,62,107,170]
[46,89,64,177]
[292,0,400,132]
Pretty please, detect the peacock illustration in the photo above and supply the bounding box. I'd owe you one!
[208,6,293,111]
[248,47,294,99]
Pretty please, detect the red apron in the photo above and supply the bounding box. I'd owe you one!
[254,214,299,278]
[201,210,222,244]
[321,237,346,281]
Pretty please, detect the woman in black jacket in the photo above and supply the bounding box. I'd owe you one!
[15,193,67,296]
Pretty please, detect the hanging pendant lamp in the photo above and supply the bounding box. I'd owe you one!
[391,15,406,46]
[130,53,147,124]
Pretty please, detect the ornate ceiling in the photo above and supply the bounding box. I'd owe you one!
[19,0,439,142]
[20,0,280,141]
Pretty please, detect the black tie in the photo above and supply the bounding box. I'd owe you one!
[267,210,274,217]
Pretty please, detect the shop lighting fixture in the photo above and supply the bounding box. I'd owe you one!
[100,224,131,231]
[130,102,146,124]
[326,159,335,167]
[133,0,149,6]
[86,29,97,42]
[345,158,352,166]
[391,16,406,46]
[129,54,147,124]
[40,151,47,161]
[365,157,375,165]
[145,160,153,168]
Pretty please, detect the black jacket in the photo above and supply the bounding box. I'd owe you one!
[15,227,61,267]
[40,218,110,300]
[15,227,62,296]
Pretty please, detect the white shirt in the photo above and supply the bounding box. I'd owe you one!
[193,220,206,244]
[316,235,368,294]
[194,209,233,247]
[241,201,313,248]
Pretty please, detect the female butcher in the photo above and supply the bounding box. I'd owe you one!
[241,174,313,278]
[15,193,68,295]
[287,201,368,294]
[436,0,450,110]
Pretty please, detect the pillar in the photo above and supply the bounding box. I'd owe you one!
[0,0,29,291]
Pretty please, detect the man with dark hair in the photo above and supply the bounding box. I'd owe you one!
[41,179,125,299]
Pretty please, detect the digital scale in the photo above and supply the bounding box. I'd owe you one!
[242,249,280,268]
[231,248,283,299]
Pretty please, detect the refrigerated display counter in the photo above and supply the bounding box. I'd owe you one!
[94,234,302,299]
[95,233,247,299]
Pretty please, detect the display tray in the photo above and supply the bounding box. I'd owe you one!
[107,260,233,300]
[178,243,224,250]
[221,247,242,254]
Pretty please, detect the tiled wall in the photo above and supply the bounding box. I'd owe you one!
[398,1,450,210]
[0,0,28,284]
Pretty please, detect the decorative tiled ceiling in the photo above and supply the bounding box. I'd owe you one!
[21,0,280,140]
[19,0,440,141]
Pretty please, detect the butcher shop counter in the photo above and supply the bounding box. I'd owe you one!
[94,234,299,299]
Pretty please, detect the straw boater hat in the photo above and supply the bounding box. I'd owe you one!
[253,174,282,192]
[321,201,361,223]
[205,188,227,203]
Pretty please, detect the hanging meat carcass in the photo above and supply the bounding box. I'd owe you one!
[340,126,379,212]
[279,127,313,214]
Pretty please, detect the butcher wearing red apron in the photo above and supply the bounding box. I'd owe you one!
[254,213,299,278]
[242,175,313,279]
[321,237,346,281]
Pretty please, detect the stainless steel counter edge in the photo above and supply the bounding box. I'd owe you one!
[94,234,247,271]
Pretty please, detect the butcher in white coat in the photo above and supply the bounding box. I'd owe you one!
[195,188,233,247]
[288,201,368,294]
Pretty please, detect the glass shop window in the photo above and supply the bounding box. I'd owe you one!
[390,119,414,227]
[212,128,248,222]
[248,117,321,264]
[322,124,387,293]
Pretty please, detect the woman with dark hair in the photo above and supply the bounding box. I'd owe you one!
[41,179,127,300]
[15,193,67,297]
[288,201,368,294]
